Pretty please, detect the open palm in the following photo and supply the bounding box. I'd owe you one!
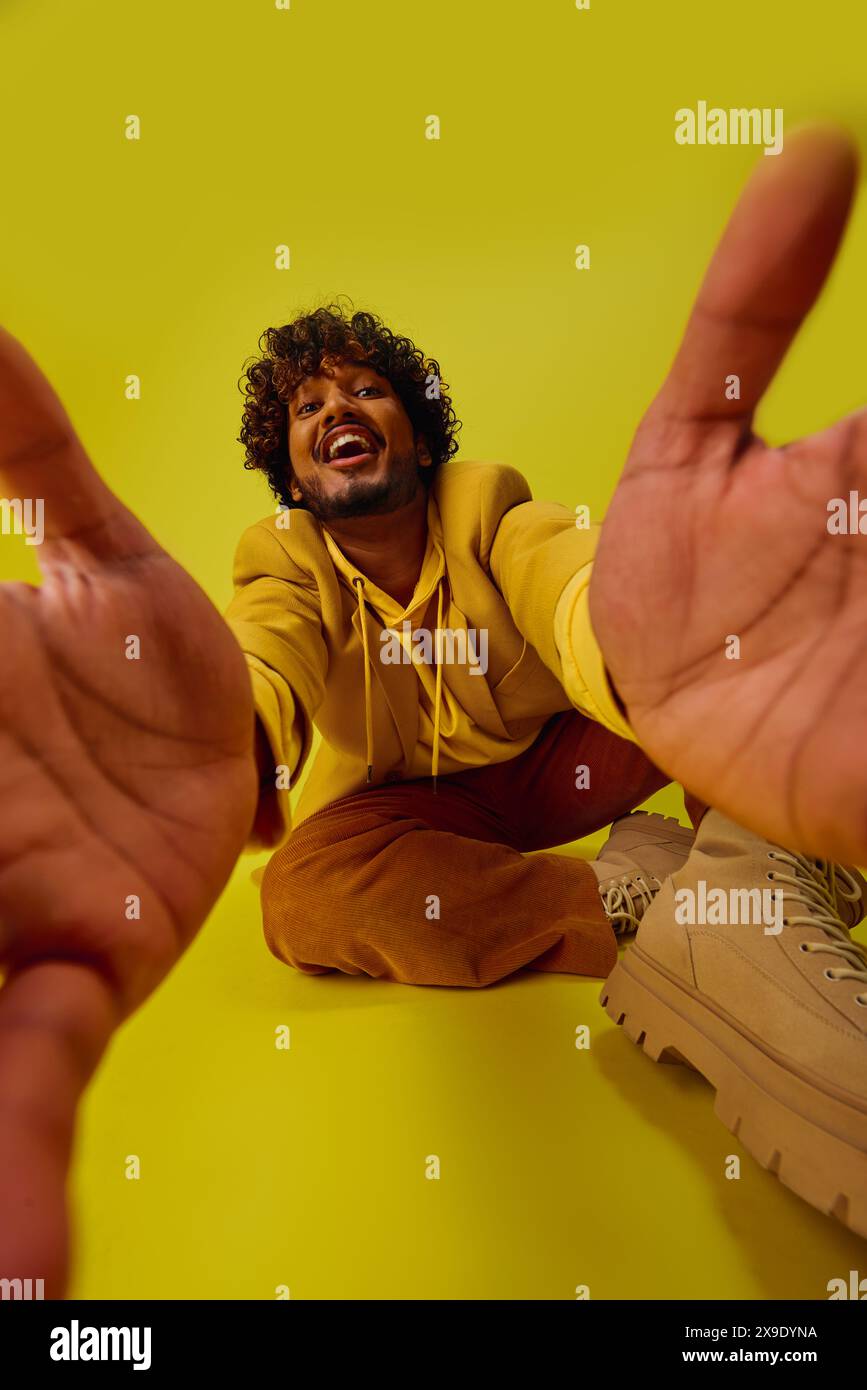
[590,129,867,865]
[0,328,257,1294]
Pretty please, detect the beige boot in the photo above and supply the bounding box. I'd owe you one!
[591,811,696,937]
[600,808,867,1237]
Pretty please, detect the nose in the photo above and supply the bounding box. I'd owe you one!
[321,381,360,426]
[317,387,367,457]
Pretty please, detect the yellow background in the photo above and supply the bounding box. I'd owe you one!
[1,0,866,1297]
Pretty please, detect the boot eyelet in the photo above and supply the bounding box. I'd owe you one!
[766,872,775,881]
[824,968,839,982]
[767,851,778,861]
[856,995,867,1007]
[799,942,811,953]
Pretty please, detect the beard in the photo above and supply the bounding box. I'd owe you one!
[289,446,427,522]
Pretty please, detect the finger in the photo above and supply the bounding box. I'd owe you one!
[0,327,159,563]
[653,125,859,425]
[0,960,119,1298]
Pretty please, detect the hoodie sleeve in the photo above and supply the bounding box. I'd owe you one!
[225,521,329,850]
[488,489,636,743]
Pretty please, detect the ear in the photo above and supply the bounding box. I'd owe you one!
[288,472,303,502]
[416,435,433,469]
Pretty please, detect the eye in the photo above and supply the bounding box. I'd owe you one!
[296,384,381,417]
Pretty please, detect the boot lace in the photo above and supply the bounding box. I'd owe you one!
[600,873,662,937]
[766,850,867,1006]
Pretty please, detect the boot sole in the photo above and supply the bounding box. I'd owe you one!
[600,946,867,1239]
[613,811,697,850]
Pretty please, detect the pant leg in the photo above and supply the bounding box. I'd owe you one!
[261,785,618,987]
[454,709,707,849]
[261,710,703,988]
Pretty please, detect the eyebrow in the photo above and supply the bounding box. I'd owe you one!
[292,361,381,403]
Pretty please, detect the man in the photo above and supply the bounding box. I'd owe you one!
[229,306,705,982]
[0,128,865,1294]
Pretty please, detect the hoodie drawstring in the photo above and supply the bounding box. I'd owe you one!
[431,578,444,794]
[353,577,375,783]
[353,574,444,792]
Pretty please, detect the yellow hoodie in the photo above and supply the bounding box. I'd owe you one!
[225,460,635,849]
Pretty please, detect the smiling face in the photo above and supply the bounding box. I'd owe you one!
[286,357,433,522]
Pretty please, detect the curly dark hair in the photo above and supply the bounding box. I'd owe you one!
[237,295,462,509]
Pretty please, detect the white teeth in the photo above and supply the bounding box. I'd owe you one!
[326,431,374,461]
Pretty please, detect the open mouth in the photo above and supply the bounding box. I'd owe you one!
[322,428,380,466]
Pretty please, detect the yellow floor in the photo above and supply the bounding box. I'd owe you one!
[69,793,867,1300]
